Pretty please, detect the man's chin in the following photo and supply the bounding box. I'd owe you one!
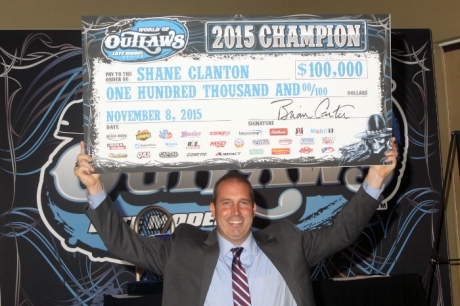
[226,230,251,243]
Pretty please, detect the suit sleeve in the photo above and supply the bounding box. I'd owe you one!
[301,185,380,267]
[85,196,171,275]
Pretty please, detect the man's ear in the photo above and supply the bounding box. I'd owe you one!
[253,202,257,216]
[210,202,215,218]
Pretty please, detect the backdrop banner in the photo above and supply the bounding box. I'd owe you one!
[0,28,450,305]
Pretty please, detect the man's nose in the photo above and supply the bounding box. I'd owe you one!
[231,203,240,215]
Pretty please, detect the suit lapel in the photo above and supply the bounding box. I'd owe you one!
[199,229,220,305]
[254,230,289,275]
[254,230,302,305]
[254,230,279,261]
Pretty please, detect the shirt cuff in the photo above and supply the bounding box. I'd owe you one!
[86,188,107,210]
[362,180,384,200]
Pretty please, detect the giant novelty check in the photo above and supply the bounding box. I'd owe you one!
[82,14,392,173]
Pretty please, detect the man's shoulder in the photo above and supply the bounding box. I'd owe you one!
[255,219,300,235]
[268,218,297,228]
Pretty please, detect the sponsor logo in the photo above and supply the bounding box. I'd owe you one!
[295,127,304,135]
[186,141,200,149]
[278,138,292,145]
[107,143,126,150]
[311,128,334,134]
[106,133,128,141]
[270,128,288,136]
[239,130,262,136]
[108,153,128,158]
[137,151,151,159]
[134,143,156,149]
[299,146,313,154]
[234,138,244,148]
[249,149,264,155]
[321,147,335,153]
[102,18,188,63]
[272,148,290,155]
[165,141,178,148]
[159,151,178,158]
[215,152,241,156]
[210,131,230,136]
[322,136,335,144]
[252,139,270,146]
[248,120,274,126]
[210,141,226,148]
[186,152,207,157]
[300,138,315,145]
[136,129,151,141]
[159,129,173,139]
[181,131,201,138]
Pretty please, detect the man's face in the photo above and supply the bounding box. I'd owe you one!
[210,180,257,245]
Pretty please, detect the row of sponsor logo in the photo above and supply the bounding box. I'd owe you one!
[107,127,335,142]
[106,128,337,160]
[109,146,336,159]
[108,137,336,150]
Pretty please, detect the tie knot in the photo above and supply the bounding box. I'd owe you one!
[231,247,244,258]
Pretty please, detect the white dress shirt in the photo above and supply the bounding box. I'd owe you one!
[204,232,297,306]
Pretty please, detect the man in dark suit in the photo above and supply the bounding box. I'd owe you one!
[75,138,398,306]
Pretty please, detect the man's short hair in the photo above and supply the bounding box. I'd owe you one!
[212,171,255,204]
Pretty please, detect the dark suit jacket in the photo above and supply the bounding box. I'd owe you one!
[86,186,380,306]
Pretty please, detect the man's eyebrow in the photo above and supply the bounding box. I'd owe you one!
[218,197,251,202]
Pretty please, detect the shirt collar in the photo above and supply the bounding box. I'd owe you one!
[217,231,257,258]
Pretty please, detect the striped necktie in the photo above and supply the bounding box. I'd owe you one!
[231,247,252,306]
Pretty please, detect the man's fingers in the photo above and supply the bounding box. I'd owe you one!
[386,138,398,167]
[80,140,85,154]
[75,161,96,179]
[79,159,94,173]
[386,138,397,154]
[77,141,93,166]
